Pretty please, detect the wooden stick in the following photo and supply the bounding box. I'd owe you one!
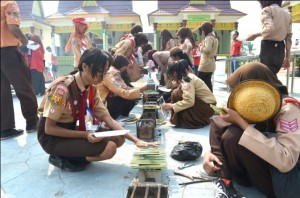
[144,184,149,198]
[130,184,137,198]
[157,184,161,198]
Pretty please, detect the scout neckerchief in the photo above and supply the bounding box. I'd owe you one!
[67,79,87,131]
[79,90,88,131]
[87,85,104,125]
[284,98,300,106]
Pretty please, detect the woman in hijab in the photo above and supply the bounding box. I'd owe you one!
[202,62,300,198]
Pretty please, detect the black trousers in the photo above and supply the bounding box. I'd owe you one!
[260,40,285,76]
[0,47,38,130]
[107,96,136,119]
[30,69,46,95]
[197,71,213,92]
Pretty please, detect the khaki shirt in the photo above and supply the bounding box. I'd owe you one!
[239,101,300,173]
[152,51,174,88]
[261,4,291,42]
[97,66,141,105]
[165,39,176,51]
[1,1,21,47]
[180,38,194,65]
[38,72,108,123]
[113,39,134,60]
[199,35,218,72]
[71,35,92,68]
[113,38,142,82]
[173,73,216,113]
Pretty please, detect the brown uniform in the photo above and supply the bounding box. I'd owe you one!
[112,36,142,82]
[37,72,110,158]
[97,66,140,119]
[1,1,38,131]
[171,73,216,128]
[210,100,300,197]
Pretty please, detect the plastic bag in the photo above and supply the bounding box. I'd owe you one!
[171,141,202,161]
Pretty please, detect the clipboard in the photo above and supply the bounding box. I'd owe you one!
[93,130,129,137]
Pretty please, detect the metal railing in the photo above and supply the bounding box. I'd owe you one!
[288,50,300,94]
[215,52,300,94]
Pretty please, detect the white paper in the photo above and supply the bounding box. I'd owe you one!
[130,76,148,88]
[93,130,129,137]
[158,86,171,92]
[27,43,40,50]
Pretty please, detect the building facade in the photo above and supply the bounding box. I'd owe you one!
[148,0,246,55]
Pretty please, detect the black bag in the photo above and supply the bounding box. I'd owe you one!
[171,141,203,161]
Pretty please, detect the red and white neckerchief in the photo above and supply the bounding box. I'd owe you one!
[124,34,136,63]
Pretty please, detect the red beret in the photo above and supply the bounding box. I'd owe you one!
[72,18,88,25]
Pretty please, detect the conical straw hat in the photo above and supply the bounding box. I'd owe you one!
[228,80,282,123]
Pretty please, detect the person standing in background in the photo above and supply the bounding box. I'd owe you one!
[64,17,92,70]
[1,1,38,140]
[230,30,242,74]
[46,46,58,79]
[246,0,292,76]
[197,22,219,92]
[176,27,196,66]
[28,34,46,96]
[160,29,176,51]
[192,43,201,75]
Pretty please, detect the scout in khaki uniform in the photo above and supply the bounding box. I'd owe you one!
[65,17,92,69]
[37,48,158,172]
[197,22,219,92]
[162,60,216,129]
[97,54,147,119]
[202,62,300,198]
[111,32,148,83]
[246,1,292,76]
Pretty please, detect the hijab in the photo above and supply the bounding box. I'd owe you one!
[227,62,288,95]
[227,62,288,131]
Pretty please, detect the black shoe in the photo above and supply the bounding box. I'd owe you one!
[26,125,37,133]
[214,178,245,198]
[48,155,86,172]
[1,128,24,140]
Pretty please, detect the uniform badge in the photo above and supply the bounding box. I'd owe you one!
[280,119,298,132]
[56,89,65,96]
[50,94,63,106]
[74,100,78,105]
[56,85,68,92]
[182,83,191,91]
[50,108,56,113]
[111,79,121,87]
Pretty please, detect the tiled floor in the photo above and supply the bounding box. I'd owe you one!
[1,68,299,198]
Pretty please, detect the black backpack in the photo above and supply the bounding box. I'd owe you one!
[171,141,202,161]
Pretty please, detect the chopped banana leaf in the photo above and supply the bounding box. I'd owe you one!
[210,104,227,115]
